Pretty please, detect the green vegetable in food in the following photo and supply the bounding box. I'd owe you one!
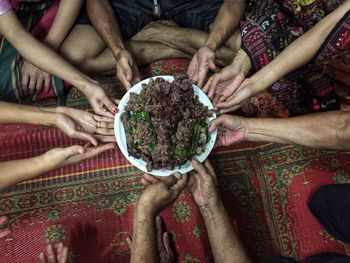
[130,111,151,122]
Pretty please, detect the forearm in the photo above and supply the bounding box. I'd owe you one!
[201,202,251,263]
[87,0,125,58]
[250,2,350,91]
[44,0,84,51]
[131,207,158,263]
[0,101,57,126]
[205,0,245,51]
[0,11,92,92]
[0,155,49,190]
[245,111,350,150]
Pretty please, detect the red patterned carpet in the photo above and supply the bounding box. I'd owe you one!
[0,59,350,263]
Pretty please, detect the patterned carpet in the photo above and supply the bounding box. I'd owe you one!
[0,59,350,263]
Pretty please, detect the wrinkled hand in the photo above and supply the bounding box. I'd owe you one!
[126,216,173,263]
[209,115,248,147]
[0,216,10,239]
[215,78,258,114]
[188,46,216,88]
[21,59,52,96]
[56,107,115,145]
[42,143,116,171]
[38,243,68,263]
[116,50,140,90]
[188,159,220,208]
[82,82,118,118]
[138,173,189,215]
[204,49,251,108]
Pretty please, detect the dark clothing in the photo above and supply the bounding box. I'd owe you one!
[267,184,350,263]
[77,0,224,40]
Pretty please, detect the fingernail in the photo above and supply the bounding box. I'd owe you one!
[174,173,182,180]
[112,107,119,113]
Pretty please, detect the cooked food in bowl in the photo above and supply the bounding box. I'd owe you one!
[121,74,213,172]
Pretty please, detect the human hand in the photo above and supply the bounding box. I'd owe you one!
[116,50,140,90]
[41,143,116,171]
[0,216,10,239]
[138,173,189,215]
[188,159,221,208]
[209,115,248,147]
[55,107,115,144]
[82,81,118,118]
[188,46,216,88]
[203,49,251,107]
[126,216,173,263]
[215,78,259,114]
[38,243,68,263]
[21,59,51,96]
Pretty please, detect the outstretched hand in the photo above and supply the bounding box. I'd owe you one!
[188,46,216,88]
[209,115,248,147]
[55,107,116,145]
[188,159,220,208]
[138,173,189,215]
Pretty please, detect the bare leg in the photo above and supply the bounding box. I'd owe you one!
[132,22,241,65]
[60,25,189,77]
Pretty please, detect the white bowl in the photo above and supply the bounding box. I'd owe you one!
[114,75,217,176]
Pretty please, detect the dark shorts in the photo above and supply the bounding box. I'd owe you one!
[77,0,224,40]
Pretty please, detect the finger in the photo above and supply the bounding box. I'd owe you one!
[44,75,51,93]
[62,145,85,157]
[115,99,121,105]
[93,106,115,119]
[191,158,209,176]
[21,72,29,94]
[156,216,164,251]
[170,173,188,194]
[141,178,152,186]
[143,173,160,184]
[219,106,239,114]
[132,65,141,85]
[59,246,68,263]
[0,230,11,239]
[209,59,216,71]
[126,237,132,249]
[94,135,116,143]
[93,115,114,123]
[161,173,179,188]
[39,252,46,263]
[118,61,133,89]
[208,75,221,99]
[55,242,63,255]
[204,160,215,176]
[73,143,116,162]
[0,216,8,225]
[202,76,213,94]
[101,96,118,115]
[187,56,198,81]
[35,75,44,95]
[197,68,209,88]
[28,80,36,95]
[209,115,228,133]
[46,244,56,263]
[163,232,173,259]
[72,130,98,146]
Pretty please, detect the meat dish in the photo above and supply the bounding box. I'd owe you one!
[121,74,213,172]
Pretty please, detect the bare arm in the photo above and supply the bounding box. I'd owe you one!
[205,0,245,51]
[245,111,350,150]
[250,1,350,93]
[86,0,125,58]
[43,0,84,51]
[190,160,251,263]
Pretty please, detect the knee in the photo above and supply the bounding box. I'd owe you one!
[59,45,89,67]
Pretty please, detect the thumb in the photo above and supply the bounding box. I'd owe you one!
[209,115,228,133]
[61,145,85,158]
[209,60,216,71]
[72,131,98,146]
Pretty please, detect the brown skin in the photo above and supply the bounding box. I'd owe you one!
[38,243,69,263]
[189,159,251,263]
[130,173,188,263]
[210,112,350,151]
[0,101,116,190]
[0,11,117,118]
[213,2,350,113]
[188,0,246,88]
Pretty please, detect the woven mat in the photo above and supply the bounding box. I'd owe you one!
[0,58,349,262]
